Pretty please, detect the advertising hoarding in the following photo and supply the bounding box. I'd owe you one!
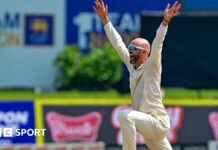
[66,0,176,52]
[0,101,35,144]
[0,0,64,90]
[36,99,218,145]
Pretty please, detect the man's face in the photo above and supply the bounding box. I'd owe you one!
[128,44,144,64]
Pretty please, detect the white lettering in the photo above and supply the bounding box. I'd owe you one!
[1,128,46,137]
[34,129,40,136]
[0,111,29,125]
[73,12,94,49]
[26,129,34,136]
[21,129,26,136]
[109,13,120,28]
[119,13,134,31]
[15,129,20,136]
[93,15,103,32]
[0,124,19,136]
[3,128,12,137]
[73,12,140,50]
[41,129,46,136]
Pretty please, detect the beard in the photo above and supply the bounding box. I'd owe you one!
[130,54,140,64]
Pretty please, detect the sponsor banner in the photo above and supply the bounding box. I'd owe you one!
[0,101,35,144]
[42,105,109,143]
[0,0,64,90]
[37,99,218,145]
[46,111,102,142]
[0,0,62,48]
[66,0,176,52]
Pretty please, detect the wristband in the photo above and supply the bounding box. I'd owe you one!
[103,20,110,26]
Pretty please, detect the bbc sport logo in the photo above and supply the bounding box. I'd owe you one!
[0,128,46,137]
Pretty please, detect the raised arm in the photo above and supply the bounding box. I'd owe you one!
[93,0,131,70]
[150,1,181,59]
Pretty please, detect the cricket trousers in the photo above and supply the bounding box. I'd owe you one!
[118,110,172,150]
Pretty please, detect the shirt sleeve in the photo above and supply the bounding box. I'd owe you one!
[148,23,168,71]
[151,24,168,58]
[104,22,131,72]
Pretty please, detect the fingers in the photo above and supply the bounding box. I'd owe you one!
[94,0,106,10]
[93,6,97,13]
[174,4,181,12]
[95,0,101,6]
[172,1,181,13]
[164,1,181,21]
[105,4,108,14]
[93,0,101,14]
[172,4,181,17]
[100,0,104,7]
[171,1,179,13]
[165,3,170,10]
[167,1,181,16]
[172,1,179,9]
[94,0,101,9]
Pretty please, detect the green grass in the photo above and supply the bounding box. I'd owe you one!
[0,88,218,100]
[164,88,218,99]
[0,89,129,100]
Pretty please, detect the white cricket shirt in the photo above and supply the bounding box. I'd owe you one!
[104,22,170,127]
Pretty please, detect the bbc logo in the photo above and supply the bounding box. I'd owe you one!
[0,128,13,137]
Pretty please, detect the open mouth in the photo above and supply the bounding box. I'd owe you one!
[130,56,136,64]
[130,56,135,61]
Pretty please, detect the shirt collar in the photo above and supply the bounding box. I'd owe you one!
[134,63,144,70]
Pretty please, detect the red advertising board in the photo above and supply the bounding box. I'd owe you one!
[35,99,218,146]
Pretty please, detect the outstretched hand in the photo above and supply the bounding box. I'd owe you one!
[163,1,181,26]
[93,0,109,25]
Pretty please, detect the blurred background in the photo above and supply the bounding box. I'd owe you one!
[0,0,218,149]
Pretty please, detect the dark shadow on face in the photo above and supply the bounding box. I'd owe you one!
[129,49,141,64]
